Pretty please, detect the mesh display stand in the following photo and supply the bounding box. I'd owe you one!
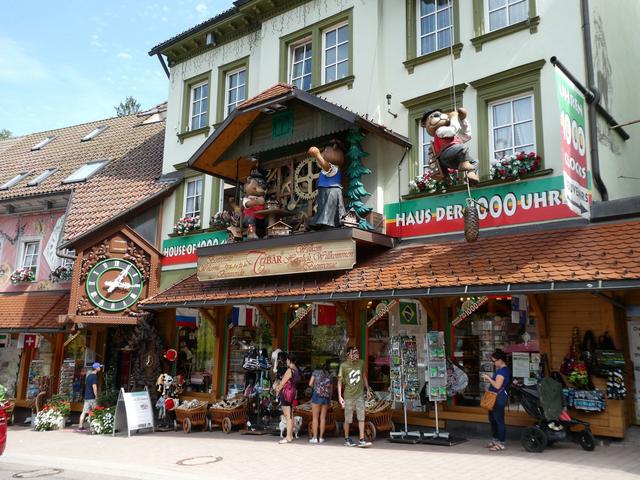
[389,335,421,443]
[420,331,465,446]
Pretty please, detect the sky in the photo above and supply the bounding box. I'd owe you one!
[0,0,235,137]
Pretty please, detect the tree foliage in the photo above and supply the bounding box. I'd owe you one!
[0,129,12,139]
[114,96,141,117]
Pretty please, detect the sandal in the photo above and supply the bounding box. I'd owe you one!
[489,444,505,451]
[278,439,292,444]
[485,441,497,448]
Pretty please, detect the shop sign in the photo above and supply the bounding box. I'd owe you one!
[367,300,397,328]
[384,175,579,238]
[555,68,591,219]
[162,231,229,267]
[452,296,488,326]
[198,239,356,281]
[113,387,154,437]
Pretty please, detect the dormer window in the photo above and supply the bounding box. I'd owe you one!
[0,172,30,190]
[81,126,108,142]
[63,160,108,184]
[30,136,56,151]
[27,168,57,187]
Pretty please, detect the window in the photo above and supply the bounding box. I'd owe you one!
[27,168,56,187]
[418,0,453,56]
[279,9,353,94]
[63,160,108,183]
[30,136,55,151]
[20,241,40,277]
[81,126,108,142]
[225,68,246,117]
[0,172,30,190]
[57,249,75,269]
[288,40,312,90]
[419,127,431,174]
[322,23,349,84]
[487,0,528,31]
[184,177,203,218]
[489,94,535,164]
[189,81,209,131]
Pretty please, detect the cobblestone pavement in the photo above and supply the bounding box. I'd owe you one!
[1,426,639,480]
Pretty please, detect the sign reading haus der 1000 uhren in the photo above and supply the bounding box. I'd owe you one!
[197,239,356,281]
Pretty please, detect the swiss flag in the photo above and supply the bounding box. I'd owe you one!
[22,334,38,349]
[311,303,337,326]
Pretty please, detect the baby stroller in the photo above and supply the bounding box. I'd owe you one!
[511,379,596,452]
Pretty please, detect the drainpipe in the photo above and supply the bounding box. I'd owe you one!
[580,0,608,201]
[397,147,410,204]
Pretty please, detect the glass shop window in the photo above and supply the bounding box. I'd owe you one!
[176,316,215,394]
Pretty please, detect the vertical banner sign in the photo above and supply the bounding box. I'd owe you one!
[555,68,590,219]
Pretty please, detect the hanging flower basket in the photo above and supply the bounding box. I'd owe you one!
[50,265,73,282]
[10,268,35,284]
[173,215,200,235]
[409,168,461,195]
[490,151,541,181]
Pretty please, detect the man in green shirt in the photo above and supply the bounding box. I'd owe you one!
[338,346,372,447]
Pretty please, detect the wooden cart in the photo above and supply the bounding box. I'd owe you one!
[174,403,210,433]
[364,401,394,442]
[209,402,248,433]
[3,401,15,426]
[294,402,340,437]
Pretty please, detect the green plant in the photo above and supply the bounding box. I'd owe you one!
[47,394,71,416]
[34,408,63,431]
[97,389,118,407]
[88,406,115,434]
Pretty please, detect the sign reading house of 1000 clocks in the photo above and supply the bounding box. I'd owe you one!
[197,239,356,280]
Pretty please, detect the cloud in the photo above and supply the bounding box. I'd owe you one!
[195,2,209,18]
[116,52,132,60]
[0,36,49,83]
[90,34,102,48]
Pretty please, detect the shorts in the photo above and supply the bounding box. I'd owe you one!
[82,399,97,415]
[344,397,365,423]
[311,392,330,405]
[439,144,477,170]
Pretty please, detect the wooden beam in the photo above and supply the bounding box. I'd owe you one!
[333,302,351,322]
[528,294,547,337]
[198,308,216,328]
[419,298,440,325]
[255,304,273,325]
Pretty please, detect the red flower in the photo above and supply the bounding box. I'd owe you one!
[517,152,526,161]
[528,152,536,159]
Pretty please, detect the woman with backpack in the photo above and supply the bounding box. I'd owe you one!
[274,352,299,444]
[308,359,333,444]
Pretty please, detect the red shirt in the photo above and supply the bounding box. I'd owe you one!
[433,134,463,156]
[243,203,265,220]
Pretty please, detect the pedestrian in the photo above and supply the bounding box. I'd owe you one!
[338,346,372,447]
[274,352,299,444]
[77,362,102,432]
[482,349,511,451]
[308,359,333,444]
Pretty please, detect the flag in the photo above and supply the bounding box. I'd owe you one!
[18,333,39,349]
[176,308,199,328]
[399,300,421,325]
[231,305,258,327]
[511,295,529,325]
[311,303,337,326]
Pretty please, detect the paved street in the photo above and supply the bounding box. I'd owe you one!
[1,426,639,480]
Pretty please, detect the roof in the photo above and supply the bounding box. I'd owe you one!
[187,83,410,181]
[143,219,640,307]
[0,292,69,331]
[0,108,179,246]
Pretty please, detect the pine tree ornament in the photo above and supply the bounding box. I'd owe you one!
[345,129,373,230]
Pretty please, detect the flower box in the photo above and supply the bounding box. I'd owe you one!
[10,268,35,284]
[50,265,73,282]
[490,151,541,181]
[173,215,201,236]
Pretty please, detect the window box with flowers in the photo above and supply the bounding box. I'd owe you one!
[490,151,541,181]
[173,215,201,236]
[50,265,73,283]
[210,210,239,231]
[409,168,463,195]
[11,268,35,284]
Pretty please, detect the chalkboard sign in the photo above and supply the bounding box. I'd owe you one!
[113,388,154,437]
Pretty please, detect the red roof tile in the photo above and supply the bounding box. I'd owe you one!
[0,292,69,330]
[238,83,294,109]
[143,220,640,306]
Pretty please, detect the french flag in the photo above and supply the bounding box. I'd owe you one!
[176,308,199,328]
[231,305,258,327]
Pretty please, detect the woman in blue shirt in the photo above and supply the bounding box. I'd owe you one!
[482,349,510,451]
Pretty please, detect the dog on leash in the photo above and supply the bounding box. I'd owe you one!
[279,415,303,438]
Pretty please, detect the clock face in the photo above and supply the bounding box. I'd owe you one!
[85,258,144,312]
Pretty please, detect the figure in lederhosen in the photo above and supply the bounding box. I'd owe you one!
[308,139,346,229]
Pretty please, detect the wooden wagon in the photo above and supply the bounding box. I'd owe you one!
[209,401,248,433]
[174,402,210,433]
[363,400,394,442]
[294,401,340,437]
[3,400,15,426]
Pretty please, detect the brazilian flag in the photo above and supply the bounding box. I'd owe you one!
[399,301,420,325]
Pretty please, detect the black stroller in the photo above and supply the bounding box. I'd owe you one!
[511,381,596,452]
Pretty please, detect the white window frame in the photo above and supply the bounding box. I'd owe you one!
[486,0,528,32]
[488,92,536,165]
[18,238,41,279]
[189,80,209,131]
[56,249,75,269]
[183,177,203,219]
[417,0,453,56]
[288,38,313,90]
[62,160,108,184]
[418,126,431,175]
[225,67,247,117]
[321,21,349,85]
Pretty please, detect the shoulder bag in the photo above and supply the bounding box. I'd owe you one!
[480,390,497,411]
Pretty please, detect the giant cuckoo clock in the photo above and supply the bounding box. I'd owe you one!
[68,226,160,325]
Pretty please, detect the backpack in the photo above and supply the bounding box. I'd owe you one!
[281,368,299,404]
[314,371,332,399]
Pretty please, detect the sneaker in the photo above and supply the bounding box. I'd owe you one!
[344,437,356,447]
[358,438,372,448]
[319,438,325,444]
[309,437,318,444]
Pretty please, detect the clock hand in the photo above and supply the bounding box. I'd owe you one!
[107,264,131,294]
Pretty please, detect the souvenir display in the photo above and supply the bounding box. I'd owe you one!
[390,336,419,402]
[425,331,447,402]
